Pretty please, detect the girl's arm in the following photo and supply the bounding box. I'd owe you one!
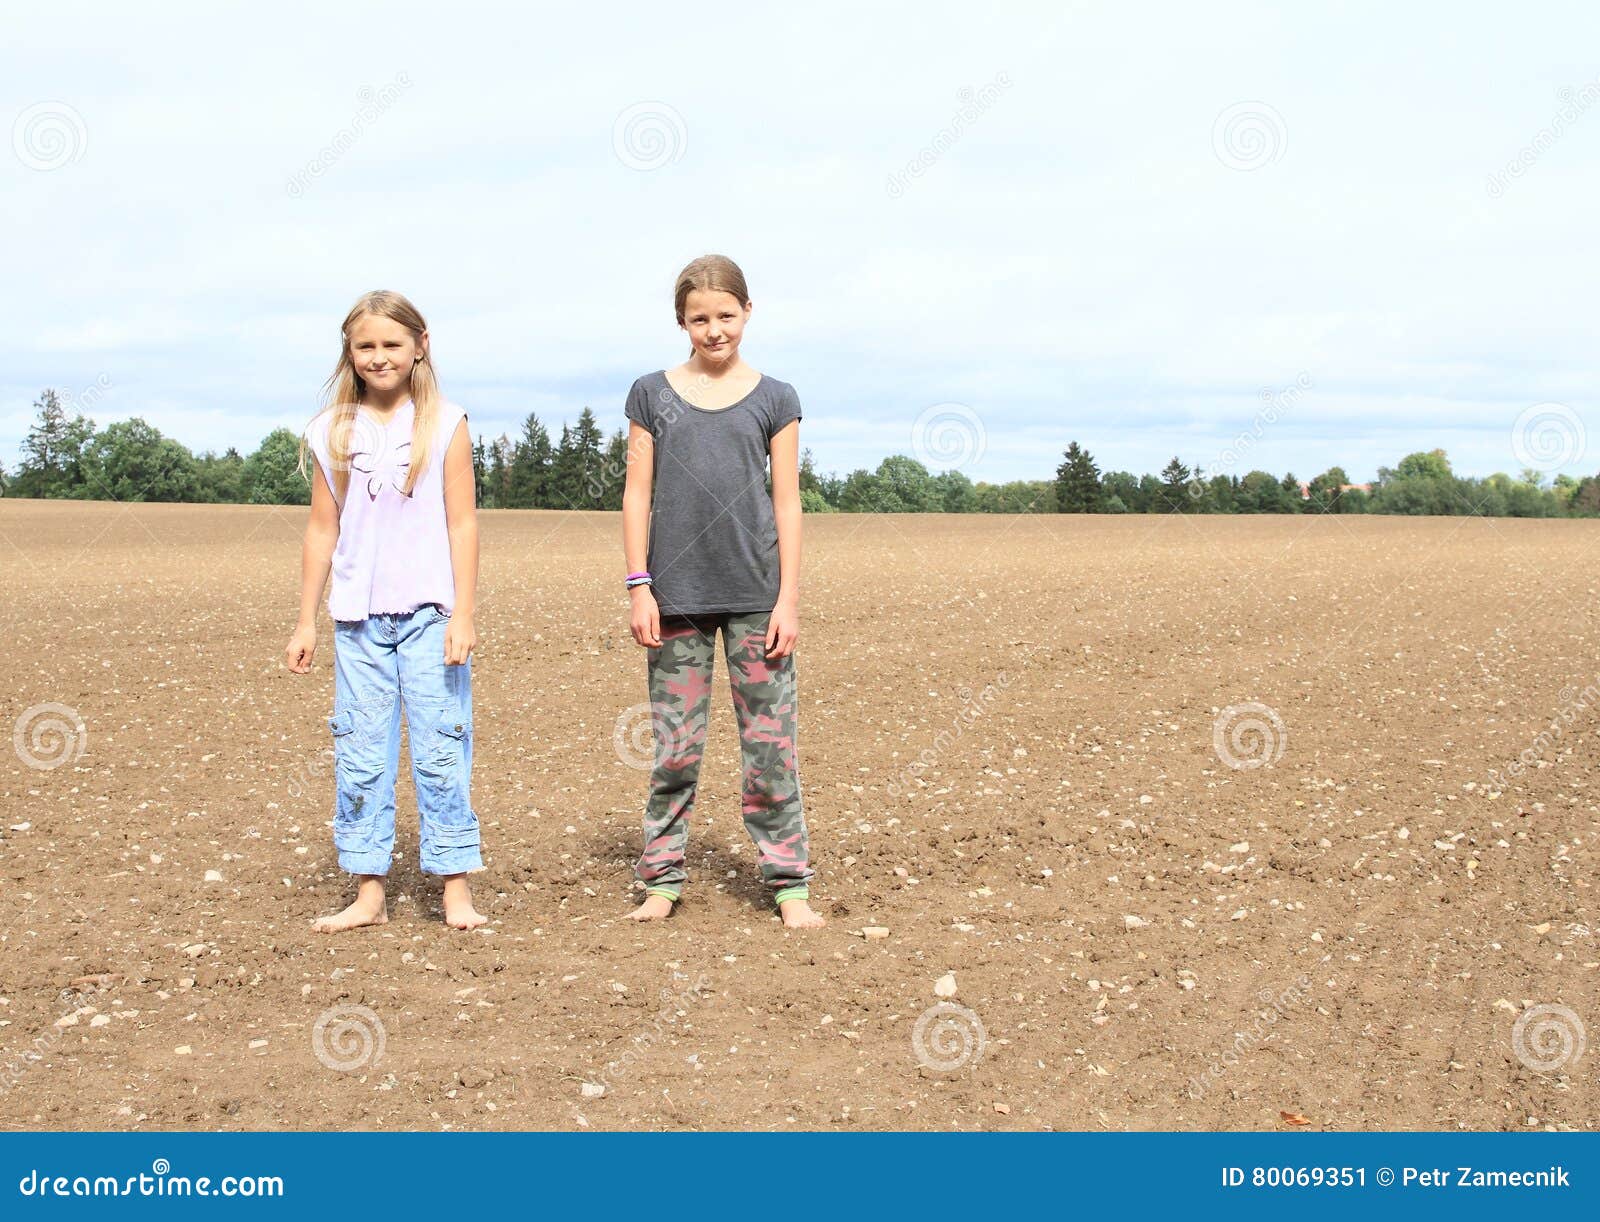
[622,421,660,647]
[285,460,339,674]
[766,419,802,659]
[442,419,479,666]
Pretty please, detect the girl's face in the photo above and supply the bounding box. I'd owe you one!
[347,312,426,394]
[680,288,751,364]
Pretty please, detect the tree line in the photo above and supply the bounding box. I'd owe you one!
[5,389,1599,517]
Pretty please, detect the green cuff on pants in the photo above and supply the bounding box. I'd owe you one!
[645,886,680,903]
[774,886,810,905]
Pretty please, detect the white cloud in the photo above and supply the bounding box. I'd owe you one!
[3,1,1599,483]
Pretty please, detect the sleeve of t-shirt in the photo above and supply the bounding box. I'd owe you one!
[438,400,468,449]
[767,382,802,441]
[624,377,655,435]
[305,411,334,486]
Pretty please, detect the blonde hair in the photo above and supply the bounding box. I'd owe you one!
[301,289,441,501]
[674,254,750,345]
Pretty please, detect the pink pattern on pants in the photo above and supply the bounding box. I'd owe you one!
[634,611,812,902]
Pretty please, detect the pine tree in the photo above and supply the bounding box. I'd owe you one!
[600,429,628,510]
[487,435,512,509]
[15,389,95,498]
[547,422,576,508]
[799,448,821,496]
[508,413,552,508]
[1054,441,1102,513]
[471,434,488,508]
[1158,457,1191,512]
[568,407,607,509]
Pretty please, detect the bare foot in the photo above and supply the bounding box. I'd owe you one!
[442,874,488,929]
[779,898,826,928]
[627,894,675,921]
[313,877,388,932]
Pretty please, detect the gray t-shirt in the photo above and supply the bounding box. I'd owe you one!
[625,369,802,616]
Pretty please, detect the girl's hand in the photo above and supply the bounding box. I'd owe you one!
[630,585,661,648]
[444,613,476,666]
[285,623,317,674]
[765,599,799,659]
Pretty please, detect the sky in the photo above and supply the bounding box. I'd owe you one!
[3,1,1598,486]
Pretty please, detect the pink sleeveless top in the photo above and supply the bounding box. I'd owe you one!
[305,399,468,622]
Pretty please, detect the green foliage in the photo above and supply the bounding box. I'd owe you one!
[875,455,940,511]
[244,428,310,505]
[972,480,1055,513]
[507,413,552,508]
[799,487,834,512]
[1055,441,1102,513]
[1102,471,1142,512]
[195,447,247,503]
[1157,457,1191,512]
[932,469,975,512]
[12,389,95,498]
[79,418,203,503]
[7,388,1591,521]
[599,429,628,511]
[1306,466,1350,514]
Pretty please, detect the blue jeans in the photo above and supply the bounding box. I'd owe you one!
[329,604,482,876]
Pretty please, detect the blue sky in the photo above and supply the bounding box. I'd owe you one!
[3,1,1597,486]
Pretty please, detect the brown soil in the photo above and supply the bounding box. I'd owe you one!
[0,500,1594,1130]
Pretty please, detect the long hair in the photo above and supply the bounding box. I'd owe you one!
[300,289,440,501]
[674,254,750,357]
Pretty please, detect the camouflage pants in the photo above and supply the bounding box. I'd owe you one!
[636,611,812,905]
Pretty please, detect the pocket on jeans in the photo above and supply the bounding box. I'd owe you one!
[418,708,475,838]
[419,706,469,773]
[327,708,374,832]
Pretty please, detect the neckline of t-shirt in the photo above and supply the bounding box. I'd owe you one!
[659,370,766,415]
[357,398,415,429]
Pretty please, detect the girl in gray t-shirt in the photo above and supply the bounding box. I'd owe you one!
[620,254,823,929]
